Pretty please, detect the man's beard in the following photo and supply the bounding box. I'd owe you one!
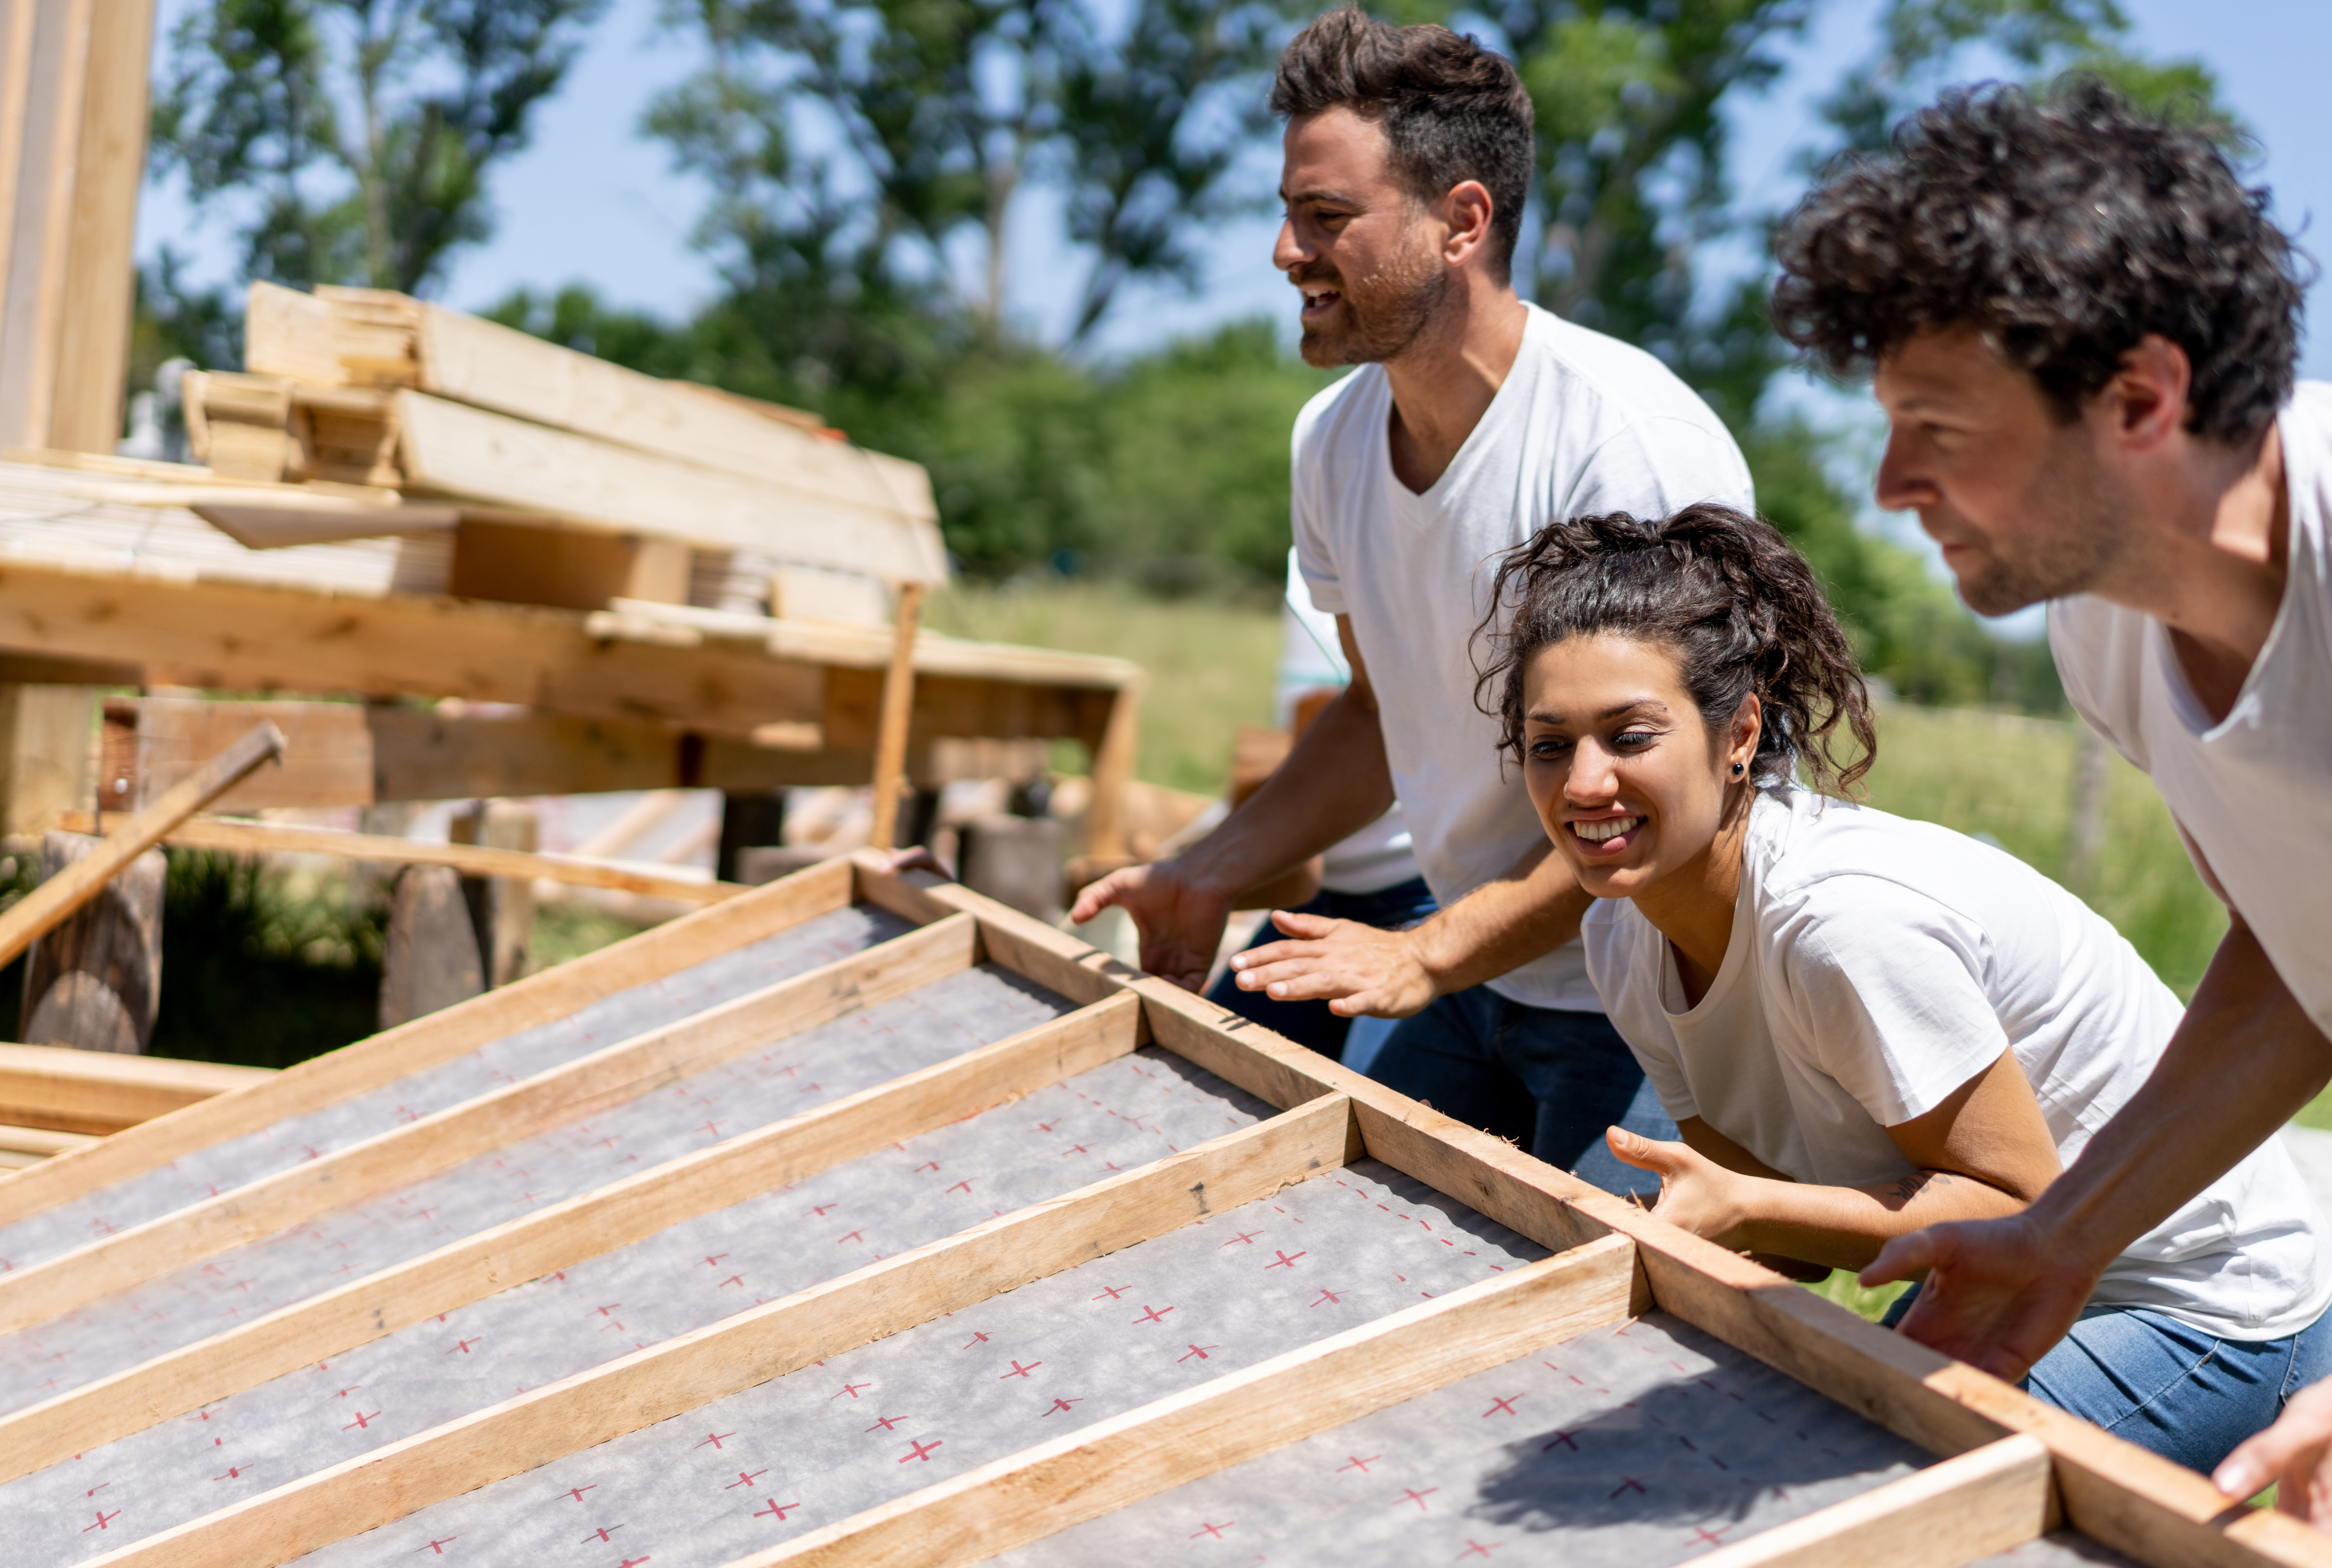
[1948,428,2126,616]
[1292,237,1449,368]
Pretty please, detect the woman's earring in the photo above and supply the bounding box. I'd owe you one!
[1731,762,1745,777]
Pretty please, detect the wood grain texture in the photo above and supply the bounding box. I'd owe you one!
[0,912,978,1336]
[868,582,923,850]
[20,831,164,1052]
[1685,1435,2052,1568]
[0,993,1141,1488]
[45,0,153,455]
[81,1094,1358,1568]
[730,1232,1638,1568]
[0,1044,268,1137]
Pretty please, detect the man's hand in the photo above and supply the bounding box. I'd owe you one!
[1858,1215,2099,1381]
[1067,861,1232,993]
[1606,1127,1754,1251]
[2215,1379,2332,1523]
[1225,909,1436,1018]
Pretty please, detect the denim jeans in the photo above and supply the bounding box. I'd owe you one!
[1885,1287,2332,1474]
[1203,876,1439,1062]
[1362,984,1677,1195]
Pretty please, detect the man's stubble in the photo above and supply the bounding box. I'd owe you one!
[1294,223,1450,369]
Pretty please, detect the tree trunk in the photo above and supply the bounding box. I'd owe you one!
[21,831,164,1054]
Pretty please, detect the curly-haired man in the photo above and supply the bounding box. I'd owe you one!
[1773,81,2332,1509]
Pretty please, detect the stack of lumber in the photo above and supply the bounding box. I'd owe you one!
[178,282,947,599]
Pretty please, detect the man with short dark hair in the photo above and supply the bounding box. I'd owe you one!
[1771,82,2332,1507]
[1072,6,1751,1180]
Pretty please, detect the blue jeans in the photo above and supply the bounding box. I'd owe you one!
[1363,984,1677,1195]
[1885,1288,2332,1474]
[1204,877,1438,1062]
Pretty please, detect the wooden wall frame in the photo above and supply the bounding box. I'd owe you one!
[0,851,2315,1568]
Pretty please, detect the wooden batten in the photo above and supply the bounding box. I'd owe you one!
[1684,1435,2054,1568]
[0,994,1141,1487]
[83,1096,1357,1568]
[0,911,977,1336]
[0,858,855,1232]
[0,1045,269,1139]
[739,1234,1639,1568]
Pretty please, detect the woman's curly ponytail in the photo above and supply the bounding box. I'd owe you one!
[1472,503,1877,794]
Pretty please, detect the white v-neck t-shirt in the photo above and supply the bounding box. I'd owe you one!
[1583,789,2332,1340]
[2050,381,2332,1035]
[1293,302,1752,1010]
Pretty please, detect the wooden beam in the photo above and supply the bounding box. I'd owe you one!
[82,1094,1356,1568]
[0,721,283,971]
[56,812,745,905]
[0,992,1140,1487]
[394,390,948,583]
[737,1233,1638,1568]
[868,582,923,850]
[0,911,977,1336]
[0,857,853,1233]
[0,1043,271,1137]
[0,0,93,451]
[1683,1434,2053,1568]
[0,1123,96,1167]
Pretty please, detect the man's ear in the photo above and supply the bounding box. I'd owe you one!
[1440,179,1496,267]
[2103,334,2193,455]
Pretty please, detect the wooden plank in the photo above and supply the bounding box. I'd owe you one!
[0,0,91,451]
[83,1094,1357,1568]
[43,0,151,454]
[121,696,370,814]
[868,582,924,849]
[412,300,936,522]
[853,856,1131,1011]
[1684,1434,2053,1568]
[0,857,854,1231]
[0,911,977,1336]
[0,720,283,971]
[0,993,1140,1487]
[56,812,746,905]
[449,516,691,612]
[0,1122,97,1159]
[0,1042,271,1136]
[734,1233,1640,1568]
[0,681,94,834]
[394,389,949,584]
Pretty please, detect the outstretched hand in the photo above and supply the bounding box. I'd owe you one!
[2215,1379,2332,1523]
[1066,861,1232,993]
[1604,1127,1753,1251]
[1858,1215,2096,1382]
[1225,909,1436,1018]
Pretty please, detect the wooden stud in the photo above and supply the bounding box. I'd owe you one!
[0,858,853,1233]
[0,1123,96,1164]
[868,582,925,850]
[734,1234,1638,1568]
[0,912,977,1337]
[81,1095,1356,1568]
[0,993,1140,1488]
[1682,1434,2054,1568]
[0,1043,269,1137]
[44,0,154,453]
[0,720,283,972]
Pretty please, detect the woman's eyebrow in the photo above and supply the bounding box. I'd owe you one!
[1526,698,1670,725]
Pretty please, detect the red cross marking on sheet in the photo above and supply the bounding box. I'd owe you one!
[755,1500,801,1521]
[717,1273,746,1288]
[1482,1395,1522,1417]
[1133,1305,1175,1324]
[726,1470,770,1489]
[583,1525,625,1543]
[331,1386,362,1399]
[1692,1527,1732,1547]
[809,1204,838,1217]
[838,1231,865,1244]
[83,1480,110,1495]
[1044,1398,1083,1416]
[1338,1455,1380,1474]
[1397,1487,1439,1512]
[900,1439,944,1463]
[214,1463,257,1480]
[1035,1120,1060,1132]
[396,1106,419,1123]
[1221,1231,1262,1247]
[563,1485,598,1502]
[447,1338,481,1356]
[703,1254,730,1268]
[1179,1344,1219,1362]
[915,1161,940,1173]
[1308,1288,1346,1307]
[343,1409,380,1431]
[82,1510,120,1532]
[414,1538,457,1555]
[834,1383,872,1400]
[866,1415,907,1432]
[1458,1542,1502,1558]
[699,1121,725,1137]
[1609,1478,1647,1498]
[1266,1250,1306,1268]
[593,1303,622,1318]
[1062,1144,1090,1156]
[1542,1430,1578,1453]
[1001,1360,1042,1379]
[1092,1285,1129,1301]
[695,1432,738,1449]
[617,1557,652,1567]
[948,1179,973,1193]
[1190,1521,1234,1539]
[598,1136,621,1149]
[962,1332,992,1347]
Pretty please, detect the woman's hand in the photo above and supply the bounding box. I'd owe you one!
[1605,1127,1755,1251]
[1226,909,1437,1018]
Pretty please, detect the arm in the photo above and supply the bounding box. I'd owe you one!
[1610,1049,2061,1273]
[1067,616,1395,991]
[1226,840,1592,1017]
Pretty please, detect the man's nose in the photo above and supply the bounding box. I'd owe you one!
[1873,429,1934,512]
[1272,216,1309,274]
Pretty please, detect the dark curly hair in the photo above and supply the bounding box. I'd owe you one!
[1272,6,1534,280]
[1474,504,1877,795]
[1772,80,2304,442]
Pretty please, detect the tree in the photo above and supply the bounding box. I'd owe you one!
[150,0,607,297]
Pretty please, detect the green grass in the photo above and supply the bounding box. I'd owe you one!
[1803,1268,1915,1324]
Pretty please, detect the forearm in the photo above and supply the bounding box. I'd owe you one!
[2019,918,2332,1276]
[1176,688,1394,896]
[1404,843,1592,995]
[1736,1169,2028,1273]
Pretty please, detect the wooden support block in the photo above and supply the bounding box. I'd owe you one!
[0,1041,270,1136]
[869,582,925,850]
[449,800,537,987]
[113,697,372,815]
[86,1095,1356,1568]
[745,1233,1639,1568]
[376,864,484,1029]
[0,682,92,835]
[0,911,977,1337]
[449,517,692,612]
[0,859,852,1230]
[1683,1435,2053,1568]
[20,830,164,1053]
[0,993,1140,1487]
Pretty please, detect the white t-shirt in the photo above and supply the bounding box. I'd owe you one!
[1294,302,1753,1009]
[2050,380,2332,1036]
[1583,788,2332,1340]
[1277,548,1420,894]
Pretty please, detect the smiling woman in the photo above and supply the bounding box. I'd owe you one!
[1469,503,2332,1479]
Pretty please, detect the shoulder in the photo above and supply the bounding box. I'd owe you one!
[1292,368,1380,466]
[1514,308,1753,507]
[1751,797,2000,957]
